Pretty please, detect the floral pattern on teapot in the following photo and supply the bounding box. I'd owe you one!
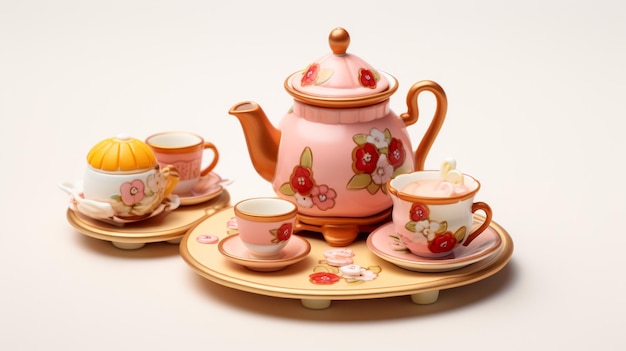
[348,128,409,195]
[279,127,410,211]
[279,147,338,211]
[401,202,468,254]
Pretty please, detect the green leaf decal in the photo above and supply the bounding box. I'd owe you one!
[366,182,380,194]
[368,265,382,274]
[405,221,417,232]
[279,183,295,196]
[383,128,392,140]
[300,147,313,168]
[454,226,467,242]
[435,221,448,234]
[315,69,334,85]
[353,134,368,145]
[392,166,410,178]
[372,69,381,81]
[347,174,372,189]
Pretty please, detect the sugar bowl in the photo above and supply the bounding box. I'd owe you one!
[81,134,179,220]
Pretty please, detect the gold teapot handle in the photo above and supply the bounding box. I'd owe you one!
[160,165,180,197]
[400,80,448,171]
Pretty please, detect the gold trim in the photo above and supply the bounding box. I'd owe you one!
[145,131,205,153]
[387,173,481,205]
[233,198,298,223]
[284,71,399,108]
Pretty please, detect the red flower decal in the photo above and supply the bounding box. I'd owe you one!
[353,143,380,174]
[301,63,320,86]
[290,166,314,195]
[387,138,406,168]
[120,179,145,206]
[359,68,377,89]
[309,272,340,285]
[428,232,457,254]
[409,203,429,222]
[276,223,292,242]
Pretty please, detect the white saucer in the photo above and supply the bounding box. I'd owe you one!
[218,234,311,272]
[366,222,503,272]
[63,182,180,226]
[178,172,227,206]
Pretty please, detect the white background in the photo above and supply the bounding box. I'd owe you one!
[2,0,624,349]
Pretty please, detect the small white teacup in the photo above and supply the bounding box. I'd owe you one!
[387,170,492,258]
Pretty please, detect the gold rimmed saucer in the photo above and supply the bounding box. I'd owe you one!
[66,191,230,249]
[366,219,503,272]
[178,172,229,206]
[218,234,311,272]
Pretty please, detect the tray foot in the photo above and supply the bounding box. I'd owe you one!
[410,290,439,304]
[301,299,332,309]
[112,241,145,250]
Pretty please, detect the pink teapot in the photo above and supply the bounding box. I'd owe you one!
[229,27,447,246]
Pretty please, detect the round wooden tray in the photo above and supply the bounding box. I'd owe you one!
[66,191,230,249]
[179,206,513,309]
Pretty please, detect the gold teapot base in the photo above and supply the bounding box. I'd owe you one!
[294,208,392,247]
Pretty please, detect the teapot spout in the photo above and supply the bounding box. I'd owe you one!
[228,102,281,182]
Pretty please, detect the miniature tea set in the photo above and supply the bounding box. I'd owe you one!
[59,27,513,307]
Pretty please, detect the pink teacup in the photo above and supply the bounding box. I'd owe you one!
[146,131,219,195]
[387,169,492,258]
[234,198,298,259]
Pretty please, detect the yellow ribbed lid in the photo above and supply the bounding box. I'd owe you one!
[86,134,157,172]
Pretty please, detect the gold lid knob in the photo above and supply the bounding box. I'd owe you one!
[329,27,350,55]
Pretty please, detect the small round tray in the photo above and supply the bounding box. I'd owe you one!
[179,207,513,309]
[66,191,230,249]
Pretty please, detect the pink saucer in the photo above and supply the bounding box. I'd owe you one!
[218,234,311,272]
[366,222,503,272]
[178,172,225,206]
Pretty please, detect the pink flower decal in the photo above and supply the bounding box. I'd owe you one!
[359,68,377,89]
[409,203,429,222]
[301,63,319,86]
[353,143,380,174]
[371,156,394,185]
[311,185,336,210]
[120,179,145,206]
[323,248,354,266]
[309,272,340,285]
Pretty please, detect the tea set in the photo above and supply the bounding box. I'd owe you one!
[59,27,513,307]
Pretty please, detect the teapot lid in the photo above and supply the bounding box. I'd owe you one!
[285,27,398,108]
[86,134,157,172]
